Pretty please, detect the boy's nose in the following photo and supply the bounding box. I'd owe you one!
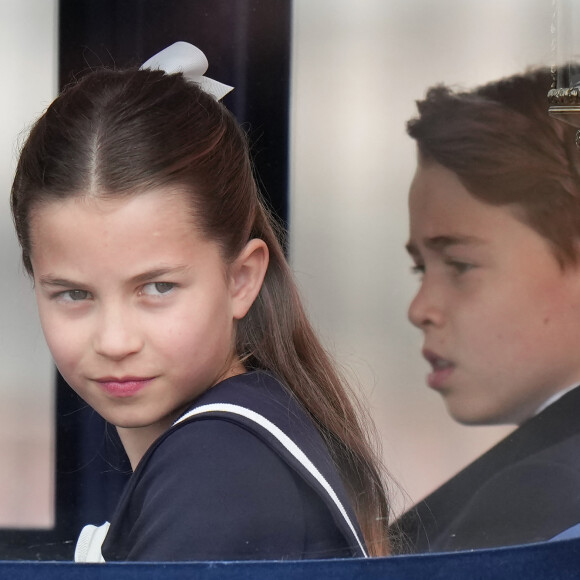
[92,306,143,360]
[407,282,444,329]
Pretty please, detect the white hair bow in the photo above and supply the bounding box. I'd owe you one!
[140,41,233,100]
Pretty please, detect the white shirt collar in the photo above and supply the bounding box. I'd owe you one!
[534,383,580,416]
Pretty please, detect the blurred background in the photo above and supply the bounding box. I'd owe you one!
[290,0,552,513]
[0,0,56,530]
[0,0,555,556]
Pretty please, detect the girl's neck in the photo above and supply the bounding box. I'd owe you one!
[116,423,172,471]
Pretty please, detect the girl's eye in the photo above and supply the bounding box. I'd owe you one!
[410,264,425,276]
[58,289,90,302]
[142,282,175,297]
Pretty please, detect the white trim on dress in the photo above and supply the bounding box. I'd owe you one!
[175,403,369,558]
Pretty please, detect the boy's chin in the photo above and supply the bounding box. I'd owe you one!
[444,398,517,427]
[447,406,522,427]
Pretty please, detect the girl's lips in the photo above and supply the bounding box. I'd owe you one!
[422,350,455,390]
[96,377,155,398]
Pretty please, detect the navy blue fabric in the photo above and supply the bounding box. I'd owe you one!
[101,372,364,561]
[397,386,580,552]
[4,537,580,579]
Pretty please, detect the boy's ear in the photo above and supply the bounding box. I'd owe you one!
[230,239,269,320]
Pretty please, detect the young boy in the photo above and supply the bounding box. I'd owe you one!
[398,69,580,552]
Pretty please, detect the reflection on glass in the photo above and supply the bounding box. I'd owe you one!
[548,0,580,134]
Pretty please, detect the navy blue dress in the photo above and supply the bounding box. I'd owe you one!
[99,371,367,561]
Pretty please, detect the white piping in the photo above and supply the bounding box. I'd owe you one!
[175,403,368,557]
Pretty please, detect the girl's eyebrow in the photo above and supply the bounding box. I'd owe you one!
[38,265,190,288]
[37,276,81,288]
[129,265,190,285]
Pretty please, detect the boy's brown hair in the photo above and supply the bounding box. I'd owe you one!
[408,68,580,267]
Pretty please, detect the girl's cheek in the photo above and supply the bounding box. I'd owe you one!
[43,320,82,363]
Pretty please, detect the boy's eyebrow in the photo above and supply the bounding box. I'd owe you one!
[405,241,420,258]
[406,235,484,256]
[425,235,484,250]
[38,265,190,288]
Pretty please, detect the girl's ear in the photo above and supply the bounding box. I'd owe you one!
[230,239,269,320]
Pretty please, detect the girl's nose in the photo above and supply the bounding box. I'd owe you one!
[92,305,143,360]
[407,280,444,329]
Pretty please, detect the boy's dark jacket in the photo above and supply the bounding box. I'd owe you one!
[396,385,580,552]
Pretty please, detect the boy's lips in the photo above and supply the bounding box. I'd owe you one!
[422,349,455,389]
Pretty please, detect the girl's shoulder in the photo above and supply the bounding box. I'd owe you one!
[172,371,320,446]
[102,371,367,560]
[144,370,342,501]
[180,370,303,417]
[104,405,335,560]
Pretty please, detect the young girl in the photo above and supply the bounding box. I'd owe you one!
[11,44,390,561]
[398,69,580,551]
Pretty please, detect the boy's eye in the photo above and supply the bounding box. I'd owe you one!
[142,282,175,296]
[446,260,473,274]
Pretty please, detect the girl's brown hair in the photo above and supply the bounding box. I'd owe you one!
[11,68,390,555]
[407,68,580,267]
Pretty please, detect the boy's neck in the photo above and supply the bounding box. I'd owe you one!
[533,382,580,418]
